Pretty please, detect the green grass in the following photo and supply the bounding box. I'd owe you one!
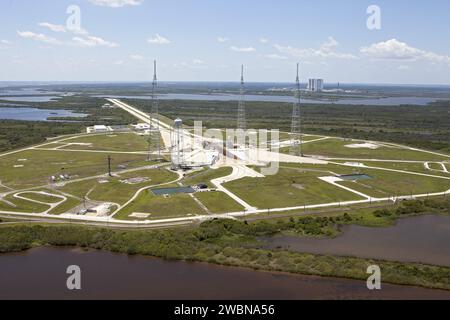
[0,149,147,189]
[282,138,450,161]
[57,132,152,152]
[356,161,450,178]
[349,167,450,197]
[195,191,244,213]
[0,195,50,213]
[59,168,178,205]
[181,167,233,188]
[115,190,203,220]
[224,166,363,209]
[17,191,63,204]
[336,181,388,198]
[48,197,81,215]
[281,162,450,198]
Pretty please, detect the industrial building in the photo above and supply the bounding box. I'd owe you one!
[86,125,111,133]
[308,79,324,92]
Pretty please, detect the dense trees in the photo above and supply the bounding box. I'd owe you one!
[127,98,450,153]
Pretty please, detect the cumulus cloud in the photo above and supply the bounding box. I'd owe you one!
[260,38,269,44]
[360,38,450,64]
[275,37,357,60]
[17,31,62,45]
[18,28,118,48]
[72,36,119,47]
[148,34,171,45]
[89,0,143,7]
[38,22,67,33]
[230,46,256,52]
[38,22,88,35]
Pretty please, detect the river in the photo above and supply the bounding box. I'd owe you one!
[0,107,87,121]
[0,247,449,300]
[263,215,450,267]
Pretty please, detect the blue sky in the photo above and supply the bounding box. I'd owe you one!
[1,0,450,84]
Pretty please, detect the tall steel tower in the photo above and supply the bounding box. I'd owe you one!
[148,60,161,161]
[237,65,246,131]
[290,62,302,156]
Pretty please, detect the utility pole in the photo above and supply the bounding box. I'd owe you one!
[108,155,112,177]
[290,62,302,156]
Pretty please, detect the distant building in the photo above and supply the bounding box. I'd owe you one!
[93,125,108,132]
[86,125,110,133]
[308,79,324,92]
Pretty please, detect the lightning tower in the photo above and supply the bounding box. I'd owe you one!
[237,65,246,131]
[148,60,161,161]
[290,62,302,156]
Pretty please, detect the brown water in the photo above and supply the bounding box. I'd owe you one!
[264,215,450,267]
[0,247,449,300]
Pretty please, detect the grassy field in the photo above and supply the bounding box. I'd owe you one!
[195,191,244,213]
[0,149,147,189]
[17,191,63,204]
[181,166,233,188]
[115,190,204,220]
[357,161,450,178]
[282,138,450,161]
[342,167,450,197]
[59,167,178,205]
[48,197,81,215]
[280,162,450,198]
[224,166,362,209]
[56,132,152,152]
[0,195,50,213]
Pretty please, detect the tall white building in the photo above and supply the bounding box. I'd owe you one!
[308,79,324,92]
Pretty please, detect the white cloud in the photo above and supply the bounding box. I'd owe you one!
[148,34,171,45]
[38,21,88,35]
[360,39,450,64]
[72,36,118,47]
[230,46,256,53]
[114,60,125,65]
[217,37,229,43]
[17,31,62,45]
[264,53,287,60]
[275,37,357,60]
[130,54,144,60]
[38,22,66,33]
[260,38,269,44]
[89,0,143,7]
[0,39,11,49]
